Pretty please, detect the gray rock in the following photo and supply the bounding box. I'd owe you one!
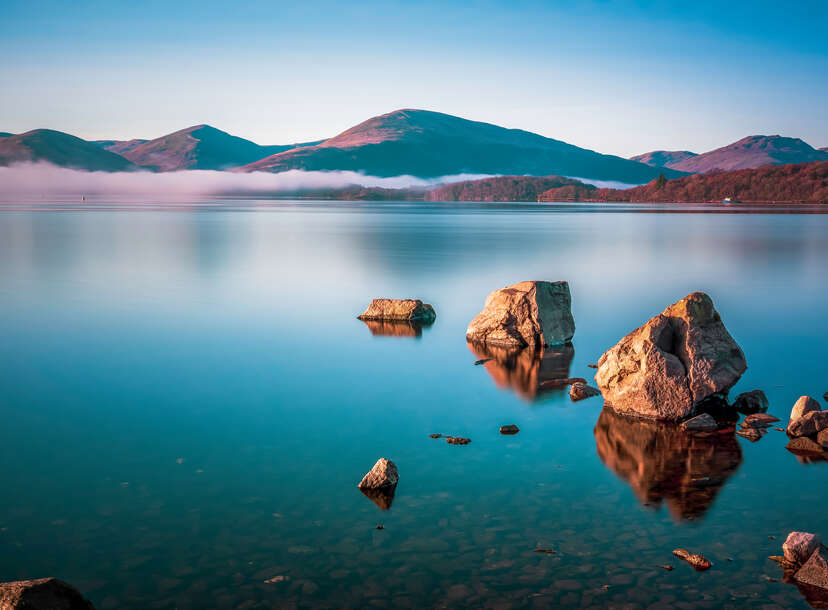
[788,410,828,438]
[357,299,436,322]
[681,413,718,432]
[795,546,828,590]
[733,389,768,414]
[0,578,94,609]
[783,532,822,565]
[357,458,398,490]
[595,292,746,421]
[466,281,574,348]
[569,382,601,402]
[790,396,822,425]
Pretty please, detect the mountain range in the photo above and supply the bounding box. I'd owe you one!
[0,129,138,171]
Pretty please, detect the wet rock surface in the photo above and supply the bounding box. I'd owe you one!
[499,425,519,435]
[358,458,399,490]
[357,298,436,322]
[733,389,769,414]
[672,548,711,571]
[465,281,574,348]
[569,382,600,402]
[0,578,94,610]
[783,532,822,565]
[680,413,717,432]
[790,396,822,424]
[741,413,780,429]
[786,436,827,456]
[595,292,747,421]
[446,436,471,445]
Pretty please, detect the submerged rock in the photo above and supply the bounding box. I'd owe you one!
[0,578,94,609]
[783,532,822,566]
[788,410,828,438]
[466,281,574,348]
[736,428,766,442]
[795,547,828,591]
[569,382,601,402]
[733,389,768,414]
[446,436,471,445]
[681,413,718,432]
[790,396,822,425]
[595,292,746,421]
[672,548,711,571]
[358,458,399,490]
[357,298,436,322]
[740,413,780,429]
[499,425,520,435]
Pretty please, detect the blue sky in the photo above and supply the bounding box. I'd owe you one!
[1,0,826,157]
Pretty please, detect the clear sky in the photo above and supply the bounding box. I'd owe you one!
[1,0,826,157]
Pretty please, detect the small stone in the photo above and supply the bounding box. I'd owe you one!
[769,555,799,570]
[681,413,718,432]
[733,389,769,414]
[741,413,780,428]
[661,565,674,571]
[429,433,442,439]
[569,382,601,402]
[783,532,822,565]
[446,436,471,445]
[672,548,711,571]
[0,578,94,609]
[376,525,384,530]
[357,298,436,322]
[264,575,288,584]
[474,359,492,365]
[795,547,828,590]
[788,410,828,438]
[790,396,822,425]
[358,458,399,490]
[736,428,766,442]
[499,425,520,435]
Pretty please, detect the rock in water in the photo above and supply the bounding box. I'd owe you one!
[733,389,768,414]
[672,548,711,571]
[0,578,94,609]
[499,425,520,435]
[789,396,822,425]
[783,532,822,565]
[465,281,574,348]
[818,429,828,449]
[357,458,399,490]
[681,413,718,432]
[795,547,828,590]
[740,413,780,429]
[595,292,746,421]
[788,411,828,438]
[357,299,436,322]
[569,382,601,402]
[786,436,826,455]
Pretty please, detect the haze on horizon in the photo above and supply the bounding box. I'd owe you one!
[1,0,826,158]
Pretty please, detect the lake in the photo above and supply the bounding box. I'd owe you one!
[0,200,826,609]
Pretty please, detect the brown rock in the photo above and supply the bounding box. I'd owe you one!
[357,458,399,490]
[595,292,747,421]
[818,429,828,450]
[672,548,711,571]
[465,281,575,348]
[446,437,471,445]
[569,382,601,402]
[783,532,822,565]
[768,555,799,571]
[499,425,519,435]
[733,389,769,414]
[790,396,822,425]
[741,413,780,429]
[788,410,828,438]
[736,428,766,442]
[795,547,828,590]
[357,298,436,322]
[0,578,94,609]
[681,413,718,432]
[786,436,827,456]
[429,433,442,439]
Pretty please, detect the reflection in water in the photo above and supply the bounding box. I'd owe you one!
[467,342,574,402]
[359,485,396,510]
[360,319,431,338]
[594,408,742,521]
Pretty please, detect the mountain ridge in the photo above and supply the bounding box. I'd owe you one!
[630,150,698,168]
[669,135,828,173]
[0,129,138,171]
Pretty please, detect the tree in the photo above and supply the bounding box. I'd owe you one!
[655,173,667,190]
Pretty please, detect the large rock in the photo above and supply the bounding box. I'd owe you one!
[790,396,822,425]
[733,389,768,414]
[595,292,746,421]
[357,458,398,490]
[788,410,828,438]
[783,532,822,565]
[0,578,94,609]
[357,299,435,323]
[795,546,828,591]
[681,413,718,432]
[465,281,574,349]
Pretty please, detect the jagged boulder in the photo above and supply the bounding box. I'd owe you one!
[796,547,828,590]
[595,292,746,421]
[0,578,94,610]
[466,281,574,348]
[784,532,822,565]
[357,299,435,322]
[358,458,398,490]
[788,410,828,438]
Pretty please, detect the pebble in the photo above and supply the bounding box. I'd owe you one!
[429,433,442,439]
[499,425,520,435]
[446,436,471,445]
[672,548,711,571]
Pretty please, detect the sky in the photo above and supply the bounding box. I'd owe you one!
[1,0,826,157]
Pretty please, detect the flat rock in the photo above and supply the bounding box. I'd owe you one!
[741,413,780,428]
[790,396,822,425]
[672,548,711,571]
[783,532,822,565]
[736,428,766,442]
[357,458,398,490]
[595,292,746,421]
[733,389,768,414]
[466,281,574,349]
[795,547,828,590]
[569,382,601,402]
[446,436,471,445]
[788,410,828,438]
[0,578,94,609]
[681,413,718,432]
[786,436,826,455]
[818,429,828,449]
[357,298,436,322]
[499,425,519,435]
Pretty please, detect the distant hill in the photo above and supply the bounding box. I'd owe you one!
[821,147,828,152]
[239,109,682,183]
[541,161,827,203]
[425,175,592,201]
[116,125,323,171]
[0,129,138,171]
[630,150,697,168]
[93,139,148,156]
[0,132,13,138]
[669,135,828,173]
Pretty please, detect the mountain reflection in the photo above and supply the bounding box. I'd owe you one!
[360,319,431,338]
[467,342,574,402]
[594,408,742,521]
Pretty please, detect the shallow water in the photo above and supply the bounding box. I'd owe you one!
[0,200,827,609]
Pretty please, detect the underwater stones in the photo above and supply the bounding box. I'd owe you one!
[499,425,519,435]
[595,292,746,421]
[358,458,398,490]
[680,413,717,432]
[569,382,601,402]
[0,578,94,610]
[465,281,574,349]
[783,532,822,566]
[672,548,711,571]
[357,299,436,323]
[733,389,768,414]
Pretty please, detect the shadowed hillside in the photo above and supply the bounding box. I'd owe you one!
[0,129,138,171]
[670,135,828,173]
[93,139,148,156]
[630,150,697,168]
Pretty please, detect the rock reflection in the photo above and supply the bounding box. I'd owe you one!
[360,319,431,338]
[594,408,742,521]
[359,485,396,510]
[467,342,575,402]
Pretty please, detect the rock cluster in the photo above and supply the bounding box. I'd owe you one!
[786,397,828,460]
[0,578,94,610]
[466,281,574,349]
[595,292,746,421]
[357,298,436,323]
[776,532,828,601]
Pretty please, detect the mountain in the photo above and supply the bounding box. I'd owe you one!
[93,139,148,156]
[540,160,828,203]
[0,129,139,171]
[630,150,697,168]
[238,109,683,183]
[116,125,323,171]
[669,135,828,174]
[0,132,13,138]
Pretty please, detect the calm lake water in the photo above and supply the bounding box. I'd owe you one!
[0,200,827,609]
